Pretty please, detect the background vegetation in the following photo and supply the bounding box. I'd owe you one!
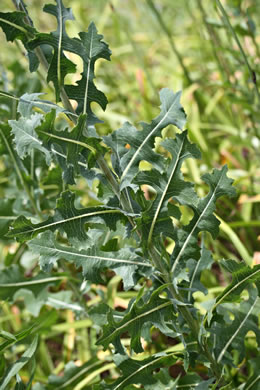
[0,0,259,388]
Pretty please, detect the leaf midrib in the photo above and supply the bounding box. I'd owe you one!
[217,296,258,363]
[114,352,175,390]
[148,137,185,244]
[30,241,152,267]
[11,209,122,237]
[171,170,224,274]
[0,276,64,288]
[100,301,171,345]
[121,94,180,180]
[215,267,260,308]
[83,28,93,115]
[11,119,42,146]
[57,0,62,87]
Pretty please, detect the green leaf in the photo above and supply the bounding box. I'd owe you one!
[28,231,152,289]
[9,112,52,165]
[13,288,82,317]
[0,11,35,43]
[170,165,236,276]
[0,264,63,301]
[0,336,38,390]
[215,260,260,305]
[242,357,260,390]
[0,331,16,342]
[187,246,214,301]
[0,11,38,72]
[17,92,75,118]
[97,285,174,353]
[142,368,179,389]
[0,325,36,354]
[135,130,200,243]
[38,113,105,184]
[47,358,101,389]
[7,190,136,242]
[95,352,177,390]
[177,374,215,389]
[103,88,186,190]
[64,21,111,122]
[211,289,260,364]
[0,198,16,238]
[27,0,77,100]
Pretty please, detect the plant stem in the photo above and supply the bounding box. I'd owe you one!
[148,244,223,381]
[216,0,260,107]
[0,128,42,219]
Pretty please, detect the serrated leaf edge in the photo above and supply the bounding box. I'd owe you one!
[121,92,182,181]
[29,240,152,268]
[113,352,175,390]
[148,135,185,245]
[98,301,171,347]
[171,167,227,274]
[216,296,258,363]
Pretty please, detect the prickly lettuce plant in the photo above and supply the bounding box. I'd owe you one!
[0,1,259,389]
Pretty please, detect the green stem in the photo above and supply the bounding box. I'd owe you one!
[216,0,260,106]
[148,245,223,381]
[0,128,42,219]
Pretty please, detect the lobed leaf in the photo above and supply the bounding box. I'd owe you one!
[0,11,38,72]
[64,22,111,123]
[0,11,35,43]
[9,112,52,165]
[27,0,77,100]
[28,231,152,289]
[187,246,214,301]
[37,112,105,184]
[7,190,136,242]
[0,336,38,390]
[95,352,177,390]
[103,88,186,190]
[97,285,174,353]
[135,130,200,243]
[211,288,260,364]
[0,264,63,302]
[215,259,260,306]
[170,165,236,276]
[17,92,75,117]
